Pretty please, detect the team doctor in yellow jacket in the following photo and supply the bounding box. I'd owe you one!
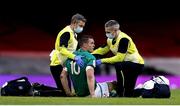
[49,13,86,95]
[92,20,144,97]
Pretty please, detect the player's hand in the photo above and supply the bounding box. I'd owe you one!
[91,94,96,98]
[74,55,84,67]
[96,59,102,66]
[66,92,76,97]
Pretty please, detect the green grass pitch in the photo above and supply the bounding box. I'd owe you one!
[0,89,180,105]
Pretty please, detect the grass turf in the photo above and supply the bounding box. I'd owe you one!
[0,89,179,105]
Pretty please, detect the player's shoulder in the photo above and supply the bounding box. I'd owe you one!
[87,52,96,59]
[74,49,96,60]
[83,51,96,60]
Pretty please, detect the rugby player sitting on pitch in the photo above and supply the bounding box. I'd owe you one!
[60,35,117,97]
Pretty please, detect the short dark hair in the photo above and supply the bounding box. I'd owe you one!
[78,35,93,47]
[105,20,120,28]
[71,13,87,24]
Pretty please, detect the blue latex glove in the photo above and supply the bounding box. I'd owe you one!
[96,59,102,66]
[74,55,84,67]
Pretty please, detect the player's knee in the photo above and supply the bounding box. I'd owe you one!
[107,81,117,92]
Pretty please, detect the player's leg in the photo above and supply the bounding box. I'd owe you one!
[106,81,117,92]
[96,81,118,97]
[106,81,118,97]
[95,82,110,98]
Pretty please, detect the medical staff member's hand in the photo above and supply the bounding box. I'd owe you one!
[96,59,102,66]
[74,55,84,67]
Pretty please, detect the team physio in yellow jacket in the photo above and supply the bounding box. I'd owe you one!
[49,13,86,95]
[92,20,144,97]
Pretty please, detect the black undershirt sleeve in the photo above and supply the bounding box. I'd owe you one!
[60,32,70,47]
[118,38,129,53]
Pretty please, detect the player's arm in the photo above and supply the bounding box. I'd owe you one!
[86,66,96,98]
[101,38,129,64]
[58,32,76,59]
[60,67,72,96]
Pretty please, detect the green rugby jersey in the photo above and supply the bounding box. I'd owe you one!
[65,49,96,96]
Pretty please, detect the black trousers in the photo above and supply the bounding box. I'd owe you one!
[114,61,144,97]
[50,65,71,96]
[32,82,66,97]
